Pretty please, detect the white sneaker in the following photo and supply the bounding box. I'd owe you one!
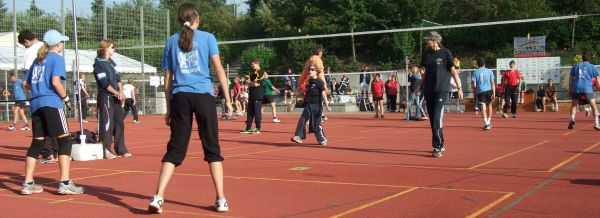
[21,182,43,195]
[58,180,85,195]
[215,197,229,212]
[82,120,88,123]
[148,195,164,214]
[19,125,30,131]
[104,150,117,159]
[273,118,281,123]
[8,125,16,131]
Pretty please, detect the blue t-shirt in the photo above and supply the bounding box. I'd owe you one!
[12,79,26,101]
[471,67,495,94]
[27,52,66,112]
[162,30,219,96]
[570,62,598,93]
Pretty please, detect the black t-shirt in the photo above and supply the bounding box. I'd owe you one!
[304,78,325,104]
[248,69,264,100]
[420,48,454,94]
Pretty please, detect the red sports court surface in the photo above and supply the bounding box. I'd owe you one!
[1,111,600,217]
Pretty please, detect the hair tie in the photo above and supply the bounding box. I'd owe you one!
[183,21,191,27]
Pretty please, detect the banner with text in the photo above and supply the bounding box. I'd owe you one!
[514,36,546,58]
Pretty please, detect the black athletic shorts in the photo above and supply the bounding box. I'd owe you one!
[572,93,594,104]
[477,91,493,105]
[14,101,26,108]
[373,96,383,101]
[31,107,69,138]
[262,95,276,104]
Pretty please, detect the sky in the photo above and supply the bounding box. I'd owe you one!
[12,0,248,17]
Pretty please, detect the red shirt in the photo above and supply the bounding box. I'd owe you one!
[502,69,521,86]
[233,82,241,97]
[385,80,399,95]
[371,80,385,98]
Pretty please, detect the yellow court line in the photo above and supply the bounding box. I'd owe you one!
[72,167,512,194]
[49,198,74,204]
[563,130,577,136]
[0,193,235,218]
[231,158,549,173]
[329,187,419,218]
[0,171,129,193]
[547,140,600,172]
[0,170,61,180]
[223,136,364,158]
[360,127,395,133]
[469,140,549,169]
[464,192,515,218]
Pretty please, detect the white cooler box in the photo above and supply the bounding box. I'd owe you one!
[71,143,103,161]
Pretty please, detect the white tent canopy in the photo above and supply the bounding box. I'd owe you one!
[0,32,156,74]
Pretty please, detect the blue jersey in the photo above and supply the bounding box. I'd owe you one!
[12,79,26,101]
[570,62,599,93]
[161,29,219,96]
[471,67,495,94]
[27,52,66,112]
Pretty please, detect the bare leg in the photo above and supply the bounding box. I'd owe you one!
[154,162,176,197]
[210,162,225,198]
[19,108,28,124]
[271,102,277,118]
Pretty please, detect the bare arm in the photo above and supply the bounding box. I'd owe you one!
[164,69,173,126]
[321,90,331,112]
[51,76,67,99]
[131,86,136,104]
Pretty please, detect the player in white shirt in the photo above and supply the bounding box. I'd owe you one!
[73,74,90,122]
[122,79,139,123]
[19,29,45,87]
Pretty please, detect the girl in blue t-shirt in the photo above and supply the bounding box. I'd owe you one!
[21,29,84,196]
[148,3,233,214]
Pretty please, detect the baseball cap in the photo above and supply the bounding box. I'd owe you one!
[423,31,442,42]
[43,29,69,46]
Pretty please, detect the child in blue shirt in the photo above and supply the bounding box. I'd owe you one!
[568,53,600,130]
[21,29,84,196]
[3,72,30,130]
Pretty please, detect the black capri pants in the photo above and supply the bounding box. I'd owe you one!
[162,92,224,166]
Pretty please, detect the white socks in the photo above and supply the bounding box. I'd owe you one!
[483,117,492,125]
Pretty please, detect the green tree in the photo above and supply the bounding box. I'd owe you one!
[27,0,44,17]
[240,44,276,75]
[0,0,7,18]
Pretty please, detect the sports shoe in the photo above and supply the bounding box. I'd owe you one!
[148,195,164,214]
[215,197,229,212]
[273,118,281,123]
[121,153,133,158]
[512,114,517,118]
[585,108,591,117]
[484,124,491,130]
[568,120,575,129]
[82,120,88,123]
[20,125,30,131]
[249,128,261,134]
[432,148,443,158]
[104,150,117,159]
[133,120,139,124]
[21,182,43,195]
[58,180,85,195]
[45,154,57,164]
[318,139,328,145]
[502,113,508,118]
[240,129,251,134]
[291,136,302,144]
[7,124,16,131]
[594,124,600,131]
[380,115,385,119]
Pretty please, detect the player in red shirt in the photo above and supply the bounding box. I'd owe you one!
[371,73,385,118]
[501,61,522,118]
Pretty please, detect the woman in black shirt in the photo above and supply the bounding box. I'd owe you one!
[420,31,463,158]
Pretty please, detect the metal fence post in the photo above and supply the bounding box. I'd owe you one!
[7,0,16,121]
[103,1,107,40]
[140,6,146,114]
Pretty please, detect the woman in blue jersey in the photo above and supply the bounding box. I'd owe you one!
[148,3,233,214]
[21,29,85,195]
